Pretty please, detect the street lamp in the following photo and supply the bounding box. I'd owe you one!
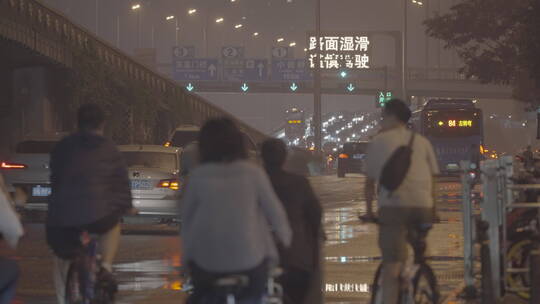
[289,42,296,47]
[166,15,179,46]
[276,37,284,42]
[188,8,197,15]
[253,32,259,37]
[411,0,430,74]
[234,24,243,29]
[215,17,224,23]
[131,4,142,48]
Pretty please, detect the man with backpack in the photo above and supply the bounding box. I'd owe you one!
[363,99,439,304]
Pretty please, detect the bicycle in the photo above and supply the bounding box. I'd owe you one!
[185,268,283,304]
[360,216,440,304]
[64,231,117,304]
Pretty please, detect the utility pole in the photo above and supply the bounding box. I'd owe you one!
[425,0,429,74]
[402,0,408,103]
[313,0,322,153]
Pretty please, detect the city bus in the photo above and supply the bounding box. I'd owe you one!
[410,99,483,175]
[284,107,306,144]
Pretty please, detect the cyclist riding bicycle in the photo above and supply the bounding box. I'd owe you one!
[46,104,134,304]
[181,118,292,303]
[364,99,440,304]
[0,173,24,304]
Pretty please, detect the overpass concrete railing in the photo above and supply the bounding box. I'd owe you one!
[0,0,267,143]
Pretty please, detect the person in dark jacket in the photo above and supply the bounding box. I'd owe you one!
[261,139,323,304]
[46,104,133,303]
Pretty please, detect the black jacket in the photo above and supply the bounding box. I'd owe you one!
[47,132,132,227]
[266,167,322,272]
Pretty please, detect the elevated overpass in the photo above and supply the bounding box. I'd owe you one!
[167,67,512,99]
[0,0,266,152]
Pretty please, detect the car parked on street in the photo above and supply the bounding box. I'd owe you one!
[337,141,369,178]
[1,135,64,210]
[118,145,182,223]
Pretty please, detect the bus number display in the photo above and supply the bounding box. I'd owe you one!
[437,120,473,128]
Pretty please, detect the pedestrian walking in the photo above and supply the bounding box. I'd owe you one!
[261,138,323,304]
[181,118,292,303]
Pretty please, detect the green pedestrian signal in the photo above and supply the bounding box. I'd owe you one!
[376,91,392,108]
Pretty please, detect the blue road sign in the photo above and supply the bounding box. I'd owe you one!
[223,59,268,81]
[271,59,312,81]
[172,58,219,81]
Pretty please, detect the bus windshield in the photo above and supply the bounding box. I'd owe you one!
[424,110,481,138]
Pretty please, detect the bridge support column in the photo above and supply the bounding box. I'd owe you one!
[0,67,61,156]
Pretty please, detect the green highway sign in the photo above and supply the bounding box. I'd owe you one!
[376,91,393,107]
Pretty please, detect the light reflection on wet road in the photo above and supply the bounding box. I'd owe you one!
[5,175,468,304]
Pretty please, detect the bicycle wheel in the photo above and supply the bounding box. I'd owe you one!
[370,264,384,304]
[412,264,439,304]
[65,262,84,304]
[506,238,531,300]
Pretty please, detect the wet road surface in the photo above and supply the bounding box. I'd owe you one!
[4,175,469,303]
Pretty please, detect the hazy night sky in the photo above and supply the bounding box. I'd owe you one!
[43,0,464,132]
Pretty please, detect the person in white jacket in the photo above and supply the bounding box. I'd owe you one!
[0,173,24,304]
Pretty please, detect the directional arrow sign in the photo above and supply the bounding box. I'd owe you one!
[347,83,355,92]
[186,83,194,92]
[290,83,298,92]
[208,64,217,77]
[241,83,249,92]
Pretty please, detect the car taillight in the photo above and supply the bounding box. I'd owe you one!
[1,162,27,169]
[158,179,180,190]
[339,153,349,159]
[164,141,172,147]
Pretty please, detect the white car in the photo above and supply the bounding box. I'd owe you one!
[165,125,200,148]
[1,136,63,211]
[118,145,182,222]
[166,124,259,160]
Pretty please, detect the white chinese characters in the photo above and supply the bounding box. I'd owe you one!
[308,35,371,69]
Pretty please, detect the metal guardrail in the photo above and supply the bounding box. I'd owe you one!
[0,0,267,143]
[461,157,540,303]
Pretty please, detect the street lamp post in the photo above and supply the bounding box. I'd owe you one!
[116,15,120,48]
[131,4,142,49]
[402,0,408,103]
[314,0,322,153]
[166,16,179,46]
[95,0,99,35]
